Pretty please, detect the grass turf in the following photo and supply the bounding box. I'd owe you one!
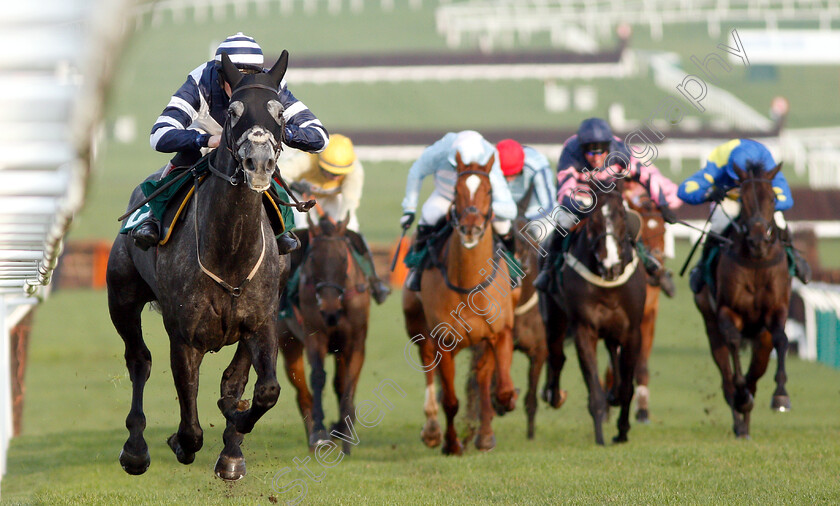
[4,241,840,504]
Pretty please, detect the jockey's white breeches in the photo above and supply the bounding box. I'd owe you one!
[291,192,359,232]
[709,200,786,235]
[419,189,511,235]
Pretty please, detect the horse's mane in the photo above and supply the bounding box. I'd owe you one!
[744,160,766,179]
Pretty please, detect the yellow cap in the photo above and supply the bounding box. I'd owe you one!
[318,134,356,175]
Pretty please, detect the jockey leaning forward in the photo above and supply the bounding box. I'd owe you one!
[130,32,328,254]
[496,139,558,229]
[532,117,682,296]
[400,130,518,292]
[678,138,811,294]
[279,134,391,304]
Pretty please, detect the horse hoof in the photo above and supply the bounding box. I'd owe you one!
[442,439,463,456]
[542,388,567,409]
[771,395,791,412]
[421,421,442,448]
[119,447,150,475]
[735,392,754,414]
[612,434,628,444]
[474,433,496,451]
[167,433,195,465]
[308,430,330,450]
[214,455,246,481]
[635,409,650,424]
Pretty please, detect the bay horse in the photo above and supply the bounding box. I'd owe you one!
[277,214,370,453]
[695,162,791,439]
[106,52,290,480]
[542,181,647,444]
[403,152,520,454]
[604,183,667,423]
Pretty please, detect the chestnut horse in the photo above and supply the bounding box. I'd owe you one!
[542,182,647,444]
[403,153,520,454]
[695,162,791,439]
[604,183,667,423]
[465,192,548,440]
[278,214,370,453]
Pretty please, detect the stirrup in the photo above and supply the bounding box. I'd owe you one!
[405,268,422,292]
[370,278,391,304]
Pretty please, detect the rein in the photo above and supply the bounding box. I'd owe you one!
[191,169,267,297]
[302,236,367,301]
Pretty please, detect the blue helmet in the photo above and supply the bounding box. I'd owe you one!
[214,32,264,72]
[577,118,614,146]
[723,139,777,181]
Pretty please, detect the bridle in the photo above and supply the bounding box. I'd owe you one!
[206,83,283,186]
[733,176,777,244]
[449,169,493,233]
[302,235,367,303]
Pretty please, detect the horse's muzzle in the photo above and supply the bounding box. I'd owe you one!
[242,157,275,192]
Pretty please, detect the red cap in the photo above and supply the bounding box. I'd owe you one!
[496,139,525,176]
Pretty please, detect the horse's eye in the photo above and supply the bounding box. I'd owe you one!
[766,227,774,238]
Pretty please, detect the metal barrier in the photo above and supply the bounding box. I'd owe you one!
[0,0,134,493]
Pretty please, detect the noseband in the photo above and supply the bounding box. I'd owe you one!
[733,177,777,241]
[450,169,493,231]
[207,83,283,186]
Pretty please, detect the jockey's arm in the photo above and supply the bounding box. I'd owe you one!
[524,148,558,220]
[629,158,682,209]
[770,169,794,211]
[278,151,316,182]
[401,135,451,213]
[149,68,207,154]
[277,86,329,153]
[489,160,517,221]
[677,160,725,205]
[338,161,364,218]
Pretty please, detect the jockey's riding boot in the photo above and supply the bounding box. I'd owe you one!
[277,231,301,255]
[533,268,552,293]
[659,268,676,298]
[405,224,435,292]
[534,233,563,293]
[689,266,704,294]
[639,245,675,296]
[780,226,812,284]
[131,218,161,251]
[500,233,516,255]
[347,230,391,304]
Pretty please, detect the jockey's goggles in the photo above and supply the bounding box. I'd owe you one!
[583,142,611,156]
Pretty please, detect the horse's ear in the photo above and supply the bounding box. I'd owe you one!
[732,162,748,182]
[484,153,495,173]
[268,50,289,88]
[767,162,783,180]
[454,151,465,172]
[336,211,350,235]
[219,52,243,89]
[306,212,321,236]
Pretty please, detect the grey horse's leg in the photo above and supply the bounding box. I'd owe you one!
[107,241,154,475]
[167,338,204,465]
[215,341,251,481]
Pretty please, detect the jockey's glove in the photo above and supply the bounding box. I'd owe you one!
[707,185,727,203]
[400,212,415,230]
[289,181,312,195]
[659,206,678,225]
